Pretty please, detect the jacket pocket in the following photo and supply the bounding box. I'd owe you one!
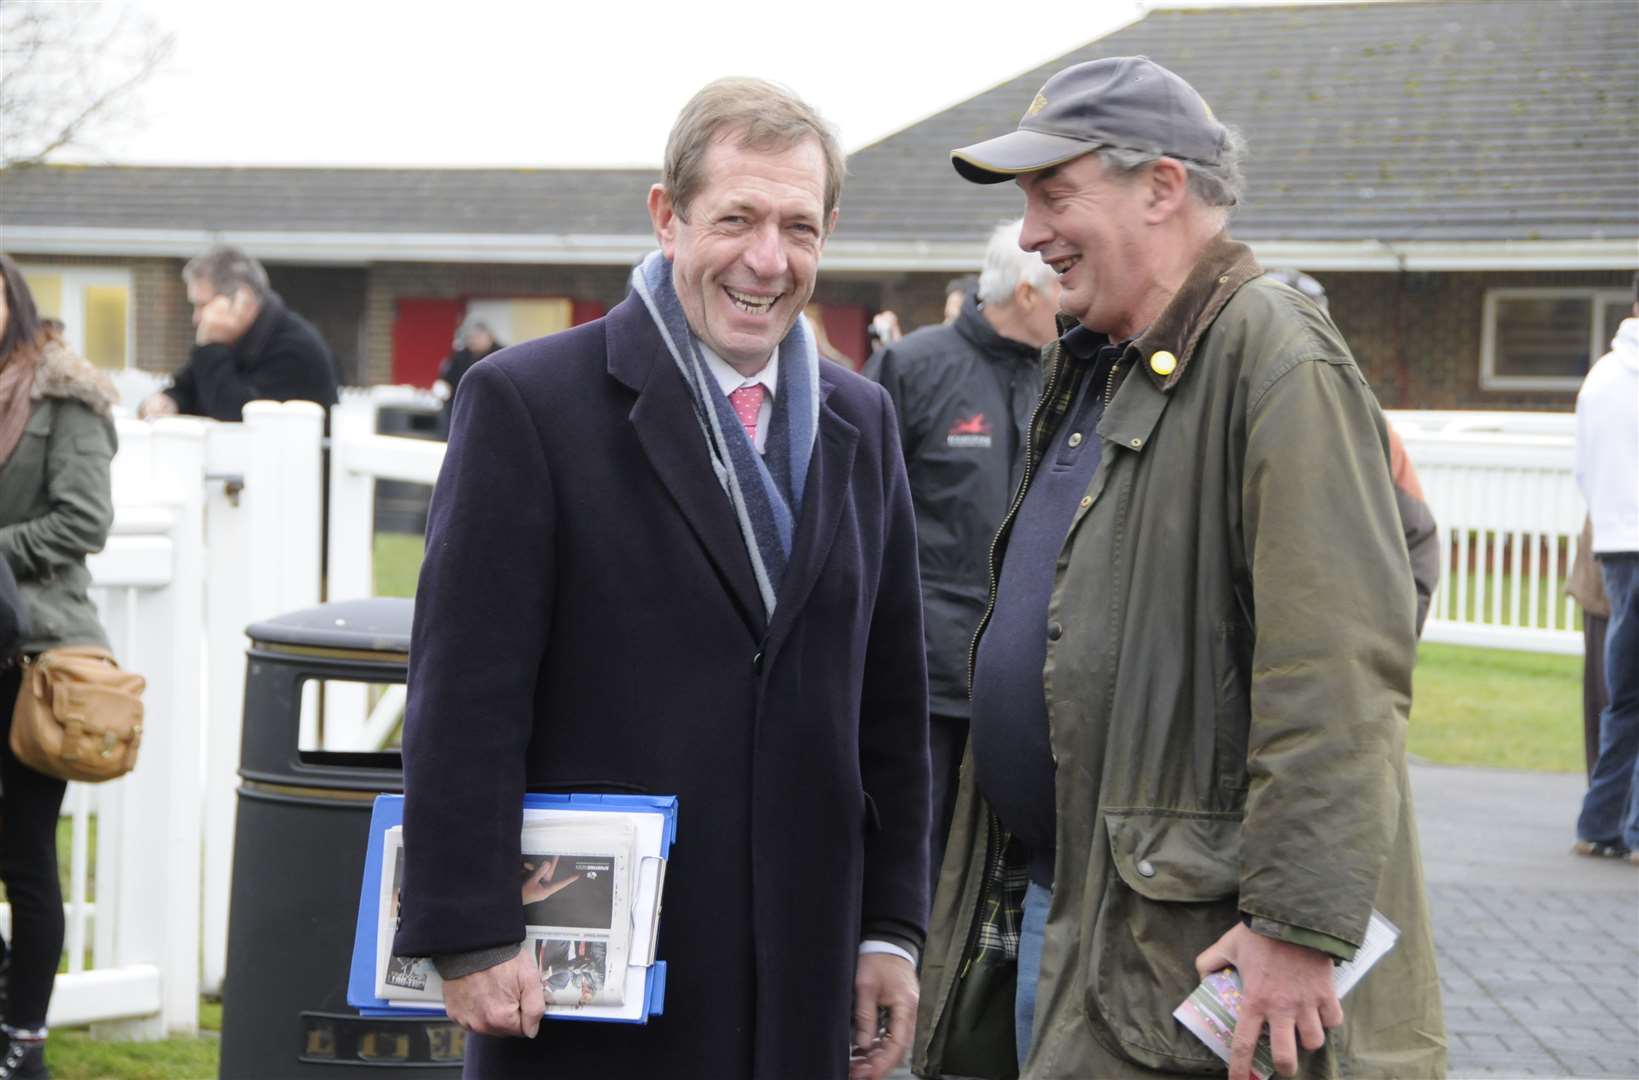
[1082,809,1242,1073]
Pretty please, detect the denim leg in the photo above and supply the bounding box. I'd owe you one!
[1015,881,1051,1069]
[1578,555,1639,848]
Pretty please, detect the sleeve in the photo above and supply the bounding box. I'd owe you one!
[1387,427,1440,637]
[856,383,932,947]
[1235,357,1415,956]
[869,347,921,462]
[393,361,557,958]
[188,334,338,419]
[165,357,201,415]
[0,405,116,581]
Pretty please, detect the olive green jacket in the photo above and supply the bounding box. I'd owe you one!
[0,341,118,653]
[914,236,1445,1079]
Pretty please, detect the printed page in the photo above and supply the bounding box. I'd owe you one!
[1174,912,1401,1079]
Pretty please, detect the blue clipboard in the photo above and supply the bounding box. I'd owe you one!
[347,792,677,1022]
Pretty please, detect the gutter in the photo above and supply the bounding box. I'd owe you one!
[2,225,1635,272]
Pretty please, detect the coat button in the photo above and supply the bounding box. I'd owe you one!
[1047,622,1063,641]
[751,651,764,672]
[1137,859,1156,878]
[1068,432,1083,448]
[1129,437,1143,449]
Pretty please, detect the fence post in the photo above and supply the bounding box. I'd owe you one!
[199,404,326,990]
[98,417,207,1037]
[326,396,377,605]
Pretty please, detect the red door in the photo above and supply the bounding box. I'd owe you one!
[392,299,464,386]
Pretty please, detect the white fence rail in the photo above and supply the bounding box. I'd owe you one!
[1386,411,1584,655]
[34,398,1577,1040]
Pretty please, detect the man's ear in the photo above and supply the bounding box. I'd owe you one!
[1014,280,1037,311]
[647,184,679,259]
[1145,158,1190,224]
[821,206,840,247]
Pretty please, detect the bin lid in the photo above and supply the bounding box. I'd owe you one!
[247,598,413,655]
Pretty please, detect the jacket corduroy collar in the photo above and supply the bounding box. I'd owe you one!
[1131,232,1263,393]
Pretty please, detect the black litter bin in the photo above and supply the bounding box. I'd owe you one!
[219,598,464,1077]
[374,403,443,535]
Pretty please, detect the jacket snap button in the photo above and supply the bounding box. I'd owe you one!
[1078,495,1092,510]
[1068,432,1083,448]
[1129,437,1143,449]
[1137,859,1156,878]
[1047,622,1063,642]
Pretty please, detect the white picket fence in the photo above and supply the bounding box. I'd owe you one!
[6,397,1582,1039]
[1386,410,1584,654]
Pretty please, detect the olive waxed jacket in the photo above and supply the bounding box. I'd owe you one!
[914,236,1445,1079]
[0,340,118,654]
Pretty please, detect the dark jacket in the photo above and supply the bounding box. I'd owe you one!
[868,292,1042,716]
[916,237,1444,1079]
[0,340,117,653]
[436,342,502,434]
[395,295,931,1079]
[166,292,338,421]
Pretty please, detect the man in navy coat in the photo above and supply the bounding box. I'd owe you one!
[395,77,931,1080]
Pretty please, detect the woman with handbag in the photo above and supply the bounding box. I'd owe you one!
[0,255,119,1080]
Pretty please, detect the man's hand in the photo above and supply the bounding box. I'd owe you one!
[442,946,544,1039]
[1196,922,1342,1080]
[137,391,179,419]
[849,951,918,1080]
[195,287,258,347]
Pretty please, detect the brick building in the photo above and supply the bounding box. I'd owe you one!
[3,0,1634,408]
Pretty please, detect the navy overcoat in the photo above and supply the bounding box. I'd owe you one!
[396,294,931,1079]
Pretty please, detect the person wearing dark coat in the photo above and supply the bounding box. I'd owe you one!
[432,318,503,437]
[138,246,338,422]
[394,79,930,1080]
[867,219,1055,901]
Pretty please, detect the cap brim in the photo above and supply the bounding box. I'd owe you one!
[951,129,1099,184]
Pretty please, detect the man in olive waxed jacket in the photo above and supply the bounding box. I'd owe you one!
[915,57,1445,1080]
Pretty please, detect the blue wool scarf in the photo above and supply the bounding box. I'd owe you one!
[630,251,819,621]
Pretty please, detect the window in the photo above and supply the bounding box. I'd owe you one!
[1481,287,1634,392]
[18,265,133,370]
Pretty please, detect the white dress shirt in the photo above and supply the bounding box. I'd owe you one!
[701,345,779,454]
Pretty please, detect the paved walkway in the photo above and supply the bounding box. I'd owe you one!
[894,761,1639,1079]
[1414,761,1638,1079]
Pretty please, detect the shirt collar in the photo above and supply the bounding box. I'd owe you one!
[700,343,779,400]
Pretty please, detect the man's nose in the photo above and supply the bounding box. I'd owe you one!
[1019,209,1051,254]
[742,222,788,280]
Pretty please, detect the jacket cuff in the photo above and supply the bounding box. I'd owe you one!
[431,942,522,980]
[860,918,925,966]
[1243,913,1358,962]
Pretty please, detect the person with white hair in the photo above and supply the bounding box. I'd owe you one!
[868,218,1059,900]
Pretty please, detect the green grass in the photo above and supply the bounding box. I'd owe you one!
[1408,641,1582,772]
[374,532,425,598]
[45,999,219,1080]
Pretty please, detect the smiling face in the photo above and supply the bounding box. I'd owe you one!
[649,132,835,373]
[1017,152,1153,338]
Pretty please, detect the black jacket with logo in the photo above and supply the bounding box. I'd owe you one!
[868,293,1043,716]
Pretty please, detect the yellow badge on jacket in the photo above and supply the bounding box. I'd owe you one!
[1150,350,1178,376]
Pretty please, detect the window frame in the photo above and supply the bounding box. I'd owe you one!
[17,263,135,371]
[1480,285,1633,392]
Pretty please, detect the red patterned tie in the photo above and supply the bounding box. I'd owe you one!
[729,384,765,446]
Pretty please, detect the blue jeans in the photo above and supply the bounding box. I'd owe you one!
[1578,554,1639,849]
[1015,881,1051,1068]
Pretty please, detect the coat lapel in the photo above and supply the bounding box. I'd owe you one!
[606,298,765,638]
[765,378,859,652]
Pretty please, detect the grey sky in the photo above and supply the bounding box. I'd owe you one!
[89,0,1148,167]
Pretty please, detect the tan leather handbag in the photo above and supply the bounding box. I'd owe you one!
[9,647,146,783]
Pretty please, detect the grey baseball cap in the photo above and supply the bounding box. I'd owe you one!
[952,56,1227,184]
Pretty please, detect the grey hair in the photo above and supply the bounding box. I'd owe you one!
[663,77,845,225]
[977,219,1057,305]
[1095,124,1248,214]
[182,245,270,300]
